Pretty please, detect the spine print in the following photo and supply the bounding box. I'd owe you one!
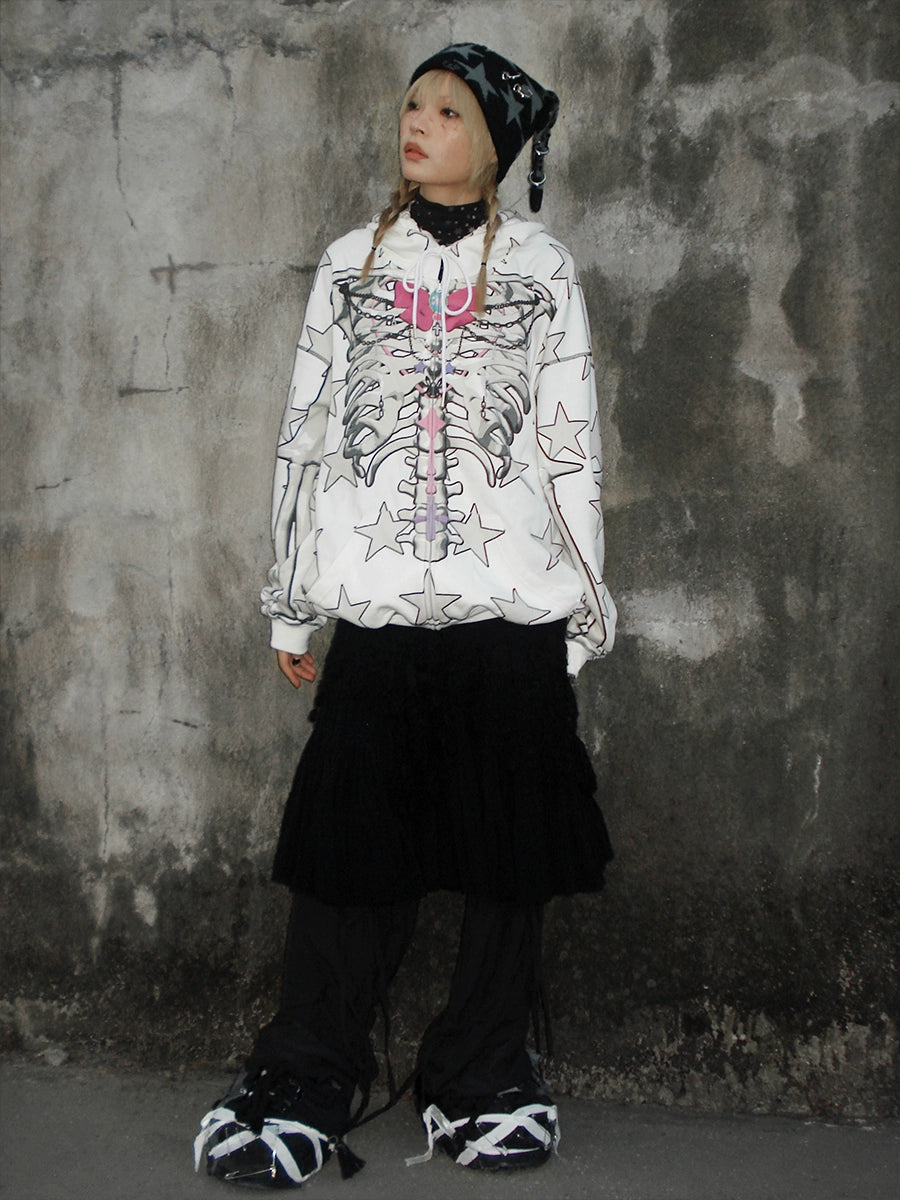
[398,304,463,561]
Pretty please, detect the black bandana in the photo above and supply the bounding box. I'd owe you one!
[409,43,559,211]
[410,194,486,246]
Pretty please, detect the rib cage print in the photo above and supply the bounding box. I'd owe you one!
[333,270,555,563]
[261,215,617,668]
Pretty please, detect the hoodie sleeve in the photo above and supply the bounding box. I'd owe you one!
[260,252,336,655]
[535,243,617,675]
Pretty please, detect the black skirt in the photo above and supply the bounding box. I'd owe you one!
[272,619,613,906]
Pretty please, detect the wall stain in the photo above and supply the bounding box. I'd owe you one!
[117,385,189,398]
[150,255,217,294]
[35,477,73,490]
[110,60,136,231]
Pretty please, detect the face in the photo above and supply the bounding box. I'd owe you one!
[399,89,481,205]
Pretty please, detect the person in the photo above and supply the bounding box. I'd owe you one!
[193,42,617,1188]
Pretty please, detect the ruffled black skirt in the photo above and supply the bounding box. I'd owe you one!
[272,619,613,906]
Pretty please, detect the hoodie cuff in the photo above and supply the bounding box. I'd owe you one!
[270,621,315,656]
[566,638,591,677]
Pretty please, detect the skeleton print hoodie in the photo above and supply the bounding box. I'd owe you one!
[261,209,617,675]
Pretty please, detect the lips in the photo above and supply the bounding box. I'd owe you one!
[404,142,427,161]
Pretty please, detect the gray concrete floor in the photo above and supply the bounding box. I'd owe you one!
[1,1057,897,1200]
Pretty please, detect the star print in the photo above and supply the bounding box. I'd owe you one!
[501,86,524,125]
[355,503,407,560]
[324,585,371,625]
[549,245,574,299]
[284,416,303,442]
[322,446,359,490]
[546,348,593,378]
[400,570,462,625]
[538,403,588,460]
[543,457,583,481]
[533,519,566,570]
[498,457,531,488]
[286,360,331,419]
[456,46,482,65]
[543,331,566,364]
[464,61,494,102]
[300,323,333,367]
[447,600,496,623]
[490,589,551,624]
[453,505,504,566]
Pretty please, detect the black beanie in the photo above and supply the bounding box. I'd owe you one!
[409,43,560,211]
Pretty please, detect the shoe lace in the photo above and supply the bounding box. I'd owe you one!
[230,1066,298,1134]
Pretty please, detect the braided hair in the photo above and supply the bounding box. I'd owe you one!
[475,178,502,312]
[360,179,419,282]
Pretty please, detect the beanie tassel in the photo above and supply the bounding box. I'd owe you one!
[529,128,551,212]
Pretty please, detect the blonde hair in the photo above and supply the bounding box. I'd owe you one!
[361,70,502,311]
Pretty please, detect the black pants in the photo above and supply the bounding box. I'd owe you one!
[248,891,544,1126]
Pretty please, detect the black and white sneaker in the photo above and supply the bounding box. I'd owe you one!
[193,1069,337,1188]
[407,1084,560,1171]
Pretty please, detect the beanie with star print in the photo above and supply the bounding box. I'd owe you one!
[409,43,560,211]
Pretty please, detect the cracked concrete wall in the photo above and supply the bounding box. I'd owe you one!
[1,1,897,1116]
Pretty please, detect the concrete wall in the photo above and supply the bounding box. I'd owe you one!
[1,0,897,1117]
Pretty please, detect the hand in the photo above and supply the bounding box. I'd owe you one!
[277,649,317,688]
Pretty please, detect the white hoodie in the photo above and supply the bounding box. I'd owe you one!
[261,209,616,675]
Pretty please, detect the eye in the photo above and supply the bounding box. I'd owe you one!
[441,106,460,118]
[406,99,420,111]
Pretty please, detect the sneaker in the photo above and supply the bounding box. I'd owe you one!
[407,1085,560,1171]
[193,1068,334,1188]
